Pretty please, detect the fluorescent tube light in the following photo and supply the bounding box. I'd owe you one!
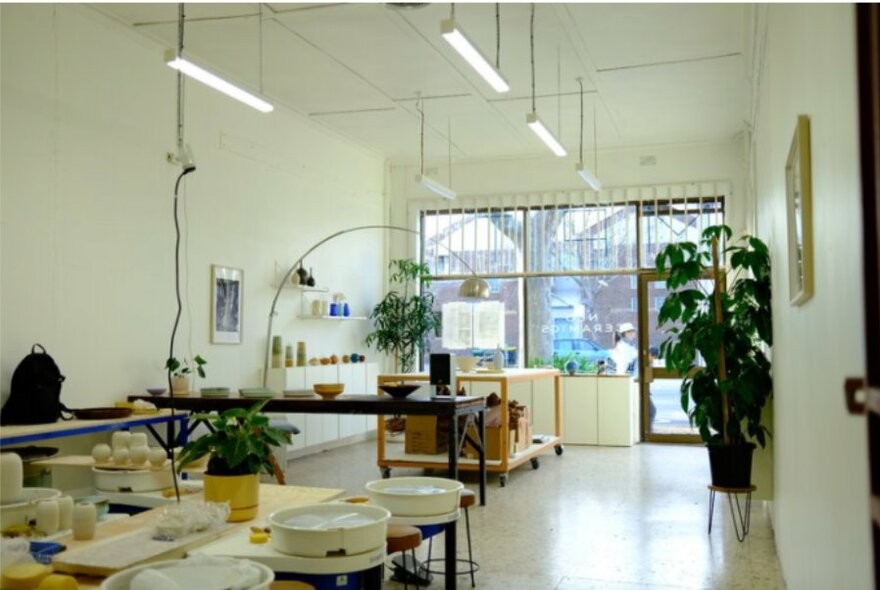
[576,162,602,191]
[527,112,566,157]
[416,174,457,200]
[441,19,510,93]
[165,50,273,113]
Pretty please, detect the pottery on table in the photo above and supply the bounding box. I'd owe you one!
[111,448,129,465]
[148,448,167,468]
[129,445,149,466]
[0,452,24,504]
[111,431,130,450]
[91,444,112,464]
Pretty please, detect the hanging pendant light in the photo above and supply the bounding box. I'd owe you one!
[415,97,456,200]
[441,3,509,93]
[526,3,565,157]
[576,78,602,191]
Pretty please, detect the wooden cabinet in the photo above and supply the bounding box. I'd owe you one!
[377,369,562,486]
[562,375,638,446]
[266,363,378,451]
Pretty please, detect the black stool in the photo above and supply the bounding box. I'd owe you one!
[421,488,479,587]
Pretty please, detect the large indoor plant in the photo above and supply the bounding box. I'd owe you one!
[365,259,441,373]
[655,225,772,487]
[176,399,291,521]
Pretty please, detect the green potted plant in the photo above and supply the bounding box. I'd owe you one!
[365,259,441,374]
[165,355,206,396]
[655,225,772,487]
[176,399,291,521]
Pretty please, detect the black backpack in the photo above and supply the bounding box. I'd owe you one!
[1,344,70,425]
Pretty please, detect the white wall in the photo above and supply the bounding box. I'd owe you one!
[1,5,388,407]
[752,5,871,588]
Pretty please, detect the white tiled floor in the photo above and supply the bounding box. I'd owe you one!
[284,441,786,589]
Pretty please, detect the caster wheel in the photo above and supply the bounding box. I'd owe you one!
[381,467,391,479]
[499,474,508,487]
[555,444,564,456]
[530,458,540,470]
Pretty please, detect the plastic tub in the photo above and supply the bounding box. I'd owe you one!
[364,477,463,516]
[100,557,273,590]
[0,488,62,530]
[92,467,173,493]
[269,503,390,557]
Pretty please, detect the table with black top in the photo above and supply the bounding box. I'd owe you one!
[128,393,486,590]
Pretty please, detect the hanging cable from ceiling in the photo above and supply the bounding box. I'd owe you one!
[526,3,566,156]
[575,77,601,191]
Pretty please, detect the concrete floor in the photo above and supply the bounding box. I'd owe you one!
[284,440,786,590]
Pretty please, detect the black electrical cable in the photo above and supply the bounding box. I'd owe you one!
[530,3,535,113]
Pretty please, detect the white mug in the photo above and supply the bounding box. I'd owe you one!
[57,495,74,531]
[36,499,60,535]
[72,503,97,540]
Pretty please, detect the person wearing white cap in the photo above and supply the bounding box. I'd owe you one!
[610,322,638,376]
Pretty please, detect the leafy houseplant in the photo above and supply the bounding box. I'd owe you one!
[366,259,441,373]
[166,355,206,395]
[176,399,291,521]
[655,225,772,487]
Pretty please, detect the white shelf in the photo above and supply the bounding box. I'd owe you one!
[296,315,367,321]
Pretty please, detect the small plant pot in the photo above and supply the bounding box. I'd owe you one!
[707,443,755,488]
[203,473,260,522]
[170,376,190,396]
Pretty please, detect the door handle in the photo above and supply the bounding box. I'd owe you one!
[844,377,867,415]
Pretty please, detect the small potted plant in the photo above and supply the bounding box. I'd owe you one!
[176,399,291,521]
[165,355,206,396]
[655,225,772,487]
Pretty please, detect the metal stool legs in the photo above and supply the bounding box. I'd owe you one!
[421,504,478,587]
[707,485,755,542]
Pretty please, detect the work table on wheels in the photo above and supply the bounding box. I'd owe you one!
[51,483,345,589]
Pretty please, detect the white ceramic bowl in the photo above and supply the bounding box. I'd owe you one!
[365,477,463,516]
[269,503,390,557]
[0,487,62,529]
[92,467,173,493]
[100,557,273,590]
[456,356,479,372]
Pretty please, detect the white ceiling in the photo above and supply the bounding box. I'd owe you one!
[93,2,752,165]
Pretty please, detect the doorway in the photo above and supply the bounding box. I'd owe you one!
[638,273,701,443]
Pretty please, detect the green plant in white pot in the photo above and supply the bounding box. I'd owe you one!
[365,259,441,374]
[165,355,206,395]
[655,225,772,487]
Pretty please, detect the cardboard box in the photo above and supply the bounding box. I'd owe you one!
[463,424,516,460]
[515,417,532,453]
[405,415,449,455]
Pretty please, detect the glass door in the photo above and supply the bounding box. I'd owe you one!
[637,274,703,443]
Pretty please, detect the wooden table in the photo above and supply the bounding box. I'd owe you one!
[54,483,345,589]
[129,393,488,506]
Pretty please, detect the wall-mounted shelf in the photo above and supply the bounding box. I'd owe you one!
[296,315,368,321]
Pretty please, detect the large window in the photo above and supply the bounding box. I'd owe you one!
[419,191,724,370]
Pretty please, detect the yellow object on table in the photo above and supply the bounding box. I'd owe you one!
[1,562,51,590]
[37,574,80,590]
[249,531,270,544]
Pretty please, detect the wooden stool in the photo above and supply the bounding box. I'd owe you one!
[708,484,756,542]
[387,524,422,590]
[422,488,479,587]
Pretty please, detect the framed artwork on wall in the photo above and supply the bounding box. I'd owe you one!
[211,264,243,344]
[786,114,814,306]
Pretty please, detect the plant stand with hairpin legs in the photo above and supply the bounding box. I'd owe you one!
[707,484,755,542]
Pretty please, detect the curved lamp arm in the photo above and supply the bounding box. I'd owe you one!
[262,224,490,387]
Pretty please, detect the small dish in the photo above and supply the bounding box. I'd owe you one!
[313,383,344,399]
[71,407,133,420]
[239,387,274,399]
[283,389,315,398]
[200,387,230,398]
[378,384,421,399]
[146,387,167,396]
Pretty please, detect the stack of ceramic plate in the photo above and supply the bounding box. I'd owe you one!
[239,388,274,399]
[200,387,230,398]
[282,390,314,398]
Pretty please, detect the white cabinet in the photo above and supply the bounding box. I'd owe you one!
[266,363,378,452]
[562,376,638,446]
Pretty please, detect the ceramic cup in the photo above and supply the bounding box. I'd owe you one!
[111,431,131,449]
[112,448,129,465]
[129,432,148,448]
[72,503,96,540]
[129,445,149,466]
[36,499,60,535]
[91,443,112,464]
[0,452,23,504]
[148,448,167,468]
[57,495,74,531]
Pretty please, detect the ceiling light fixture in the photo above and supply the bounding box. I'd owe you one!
[576,78,602,191]
[526,3,565,157]
[165,51,273,113]
[441,4,509,93]
[415,96,456,200]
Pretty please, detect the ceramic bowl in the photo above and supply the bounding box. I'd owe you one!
[313,383,344,399]
[378,384,421,399]
[146,387,167,396]
[456,356,479,372]
[365,476,463,517]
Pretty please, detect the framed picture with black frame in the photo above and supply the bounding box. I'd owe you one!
[786,114,814,306]
[211,264,243,344]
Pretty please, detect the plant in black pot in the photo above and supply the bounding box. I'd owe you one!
[176,399,291,521]
[365,259,441,374]
[655,225,772,487]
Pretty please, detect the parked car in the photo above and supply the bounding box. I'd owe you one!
[553,337,611,363]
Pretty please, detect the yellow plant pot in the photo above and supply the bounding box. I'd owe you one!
[171,376,190,396]
[203,473,259,522]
